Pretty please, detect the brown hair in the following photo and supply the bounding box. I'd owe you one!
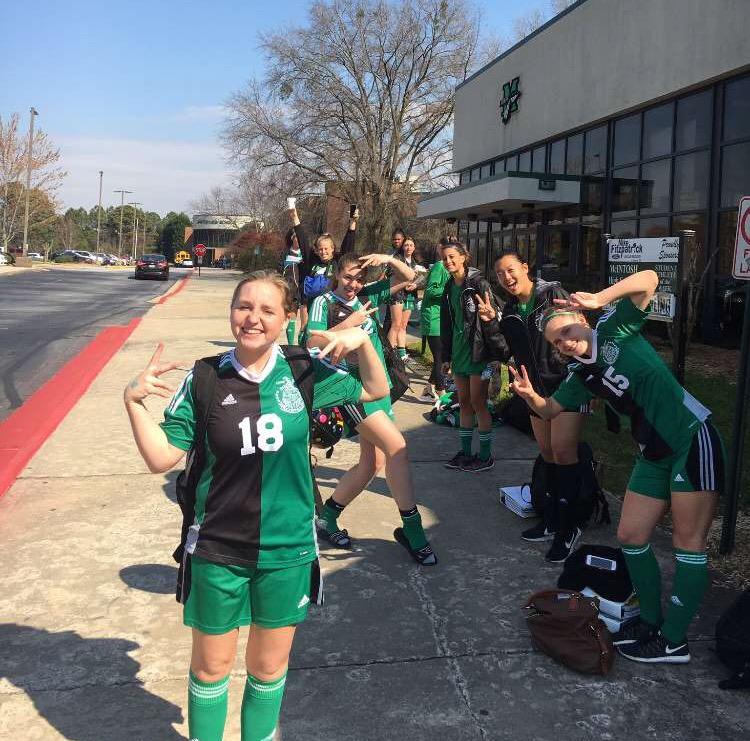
[231,271,296,316]
[331,253,363,290]
[440,239,472,266]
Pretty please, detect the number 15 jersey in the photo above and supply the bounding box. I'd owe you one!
[161,347,363,569]
[553,298,710,461]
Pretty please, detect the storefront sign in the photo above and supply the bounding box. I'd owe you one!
[499,77,520,124]
[606,237,680,321]
[732,196,750,281]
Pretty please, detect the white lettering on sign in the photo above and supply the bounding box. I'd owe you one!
[608,237,679,263]
[732,196,750,281]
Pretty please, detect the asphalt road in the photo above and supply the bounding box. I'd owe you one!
[0,266,190,421]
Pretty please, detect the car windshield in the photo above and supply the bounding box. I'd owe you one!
[143,255,165,262]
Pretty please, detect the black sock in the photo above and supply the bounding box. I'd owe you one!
[321,497,346,530]
[554,463,582,535]
[543,462,558,531]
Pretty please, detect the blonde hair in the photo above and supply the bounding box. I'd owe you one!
[314,233,336,252]
[231,271,295,316]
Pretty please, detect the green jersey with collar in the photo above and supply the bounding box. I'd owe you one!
[161,346,363,568]
[553,298,710,461]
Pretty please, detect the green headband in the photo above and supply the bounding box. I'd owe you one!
[541,310,580,329]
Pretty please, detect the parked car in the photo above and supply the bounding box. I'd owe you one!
[135,253,169,280]
[181,258,194,268]
[27,252,44,261]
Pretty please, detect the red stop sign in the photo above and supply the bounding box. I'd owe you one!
[194,243,207,257]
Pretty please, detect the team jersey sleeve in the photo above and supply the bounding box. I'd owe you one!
[160,370,197,451]
[311,356,364,408]
[307,295,330,332]
[599,298,648,339]
[551,367,595,411]
[359,278,391,308]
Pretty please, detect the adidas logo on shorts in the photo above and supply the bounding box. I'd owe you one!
[221,394,237,406]
[674,474,685,482]
[297,594,310,608]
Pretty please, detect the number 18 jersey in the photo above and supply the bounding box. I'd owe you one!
[553,299,710,461]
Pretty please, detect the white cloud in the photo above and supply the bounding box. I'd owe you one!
[170,105,227,123]
[54,135,234,215]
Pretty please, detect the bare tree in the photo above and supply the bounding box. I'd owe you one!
[0,113,66,251]
[223,0,484,247]
[511,0,576,42]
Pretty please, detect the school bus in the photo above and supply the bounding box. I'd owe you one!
[174,250,191,265]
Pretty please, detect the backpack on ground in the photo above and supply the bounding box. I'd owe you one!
[715,587,750,690]
[524,588,615,675]
[499,393,532,436]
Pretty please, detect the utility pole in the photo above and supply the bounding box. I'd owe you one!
[21,107,39,256]
[129,202,142,259]
[95,171,103,252]
[113,189,132,256]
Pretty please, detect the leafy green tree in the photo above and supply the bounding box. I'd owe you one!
[158,212,191,261]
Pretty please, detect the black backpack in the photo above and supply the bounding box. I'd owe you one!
[715,588,750,690]
[172,346,322,602]
[530,442,610,527]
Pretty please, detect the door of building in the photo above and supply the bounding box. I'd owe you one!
[538,224,577,280]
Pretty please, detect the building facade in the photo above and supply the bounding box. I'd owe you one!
[185,214,259,264]
[418,0,750,338]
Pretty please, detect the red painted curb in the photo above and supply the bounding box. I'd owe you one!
[157,273,191,304]
[0,317,141,499]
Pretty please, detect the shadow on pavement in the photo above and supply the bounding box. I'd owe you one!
[0,624,183,741]
[120,564,178,595]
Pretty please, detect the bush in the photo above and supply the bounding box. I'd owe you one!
[54,254,75,263]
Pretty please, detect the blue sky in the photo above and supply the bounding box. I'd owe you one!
[1,0,546,215]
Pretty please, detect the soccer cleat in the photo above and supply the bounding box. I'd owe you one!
[521,521,556,542]
[444,451,474,470]
[611,618,659,646]
[617,631,690,664]
[545,527,581,563]
[315,517,353,549]
[461,455,495,473]
[393,528,437,565]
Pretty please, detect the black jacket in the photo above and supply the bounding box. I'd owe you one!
[440,267,497,365]
[482,278,571,397]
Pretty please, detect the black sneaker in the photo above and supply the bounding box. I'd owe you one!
[617,630,690,664]
[444,451,473,470]
[545,527,581,563]
[611,618,659,646]
[521,521,556,542]
[461,455,495,473]
[315,517,353,549]
[393,528,437,565]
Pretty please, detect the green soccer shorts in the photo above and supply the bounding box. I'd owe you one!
[183,556,315,634]
[627,420,725,500]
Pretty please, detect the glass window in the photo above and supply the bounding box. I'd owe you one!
[494,158,506,173]
[566,133,583,175]
[611,166,638,217]
[459,171,468,185]
[532,145,547,173]
[580,226,602,273]
[673,213,707,272]
[613,114,640,166]
[610,220,637,238]
[581,178,603,223]
[717,211,738,275]
[480,163,492,179]
[643,103,673,159]
[549,139,565,175]
[518,150,531,172]
[471,167,480,182]
[673,151,710,211]
[724,75,750,141]
[721,141,750,208]
[639,159,671,214]
[676,90,712,151]
[639,217,670,237]
[544,227,573,271]
[545,208,565,226]
[507,154,519,172]
[584,125,607,173]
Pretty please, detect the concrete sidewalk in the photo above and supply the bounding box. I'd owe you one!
[1,271,748,740]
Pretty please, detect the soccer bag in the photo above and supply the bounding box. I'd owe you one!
[716,588,750,690]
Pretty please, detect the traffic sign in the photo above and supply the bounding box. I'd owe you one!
[194,243,207,257]
[732,196,750,280]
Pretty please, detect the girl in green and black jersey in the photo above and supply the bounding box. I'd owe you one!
[386,235,425,365]
[306,252,438,565]
[510,269,725,666]
[124,272,389,741]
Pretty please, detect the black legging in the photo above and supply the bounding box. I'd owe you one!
[426,334,443,387]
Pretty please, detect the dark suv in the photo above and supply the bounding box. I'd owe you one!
[135,253,169,281]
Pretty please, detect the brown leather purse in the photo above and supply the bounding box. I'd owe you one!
[524,589,615,675]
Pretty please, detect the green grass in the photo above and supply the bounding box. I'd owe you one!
[584,369,750,507]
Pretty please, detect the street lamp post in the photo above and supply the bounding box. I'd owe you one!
[113,189,132,256]
[129,202,142,259]
[95,171,104,253]
[21,107,39,256]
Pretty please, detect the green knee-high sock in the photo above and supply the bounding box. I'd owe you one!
[320,497,345,532]
[478,430,492,461]
[400,506,428,550]
[661,549,709,645]
[241,672,287,741]
[459,427,473,456]
[285,319,296,344]
[621,544,663,627]
[397,346,407,359]
[188,672,230,741]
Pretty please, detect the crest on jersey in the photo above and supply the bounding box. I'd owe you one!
[275,376,305,414]
[601,339,620,365]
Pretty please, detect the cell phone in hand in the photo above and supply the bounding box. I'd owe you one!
[349,204,358,219]
[287,197,296,210]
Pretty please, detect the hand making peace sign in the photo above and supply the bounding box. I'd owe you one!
[476,290,496,322]
[124,343,185,404]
